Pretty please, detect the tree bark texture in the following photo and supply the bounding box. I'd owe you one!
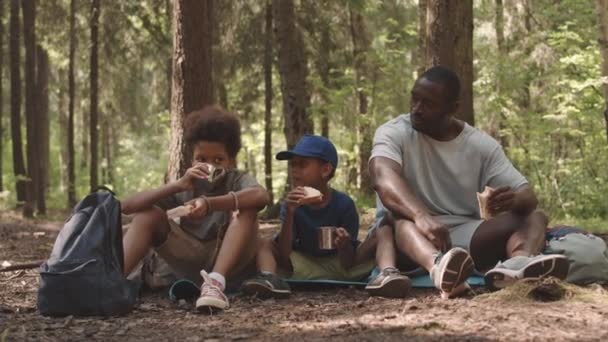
[272,0,313,149]
[596,0,608,142]
[89,0,100,190]
[425,0,474,125]
[67,0,76,206]
[264,1,274,204]
[35,45,49,215]
[167,0,213,181]
[9,0,25,203]
[22,0,36,217]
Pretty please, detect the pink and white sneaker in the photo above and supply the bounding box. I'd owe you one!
[196,270,229,313]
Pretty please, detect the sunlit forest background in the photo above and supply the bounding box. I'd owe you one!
[0,0,607,229]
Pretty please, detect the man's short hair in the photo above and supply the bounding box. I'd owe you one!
[184,105,242,158]
[420,66,461,102]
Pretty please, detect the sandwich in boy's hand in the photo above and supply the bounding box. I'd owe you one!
[298,186,323,205]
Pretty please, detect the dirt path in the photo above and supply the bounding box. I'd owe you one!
[2,214,608,341]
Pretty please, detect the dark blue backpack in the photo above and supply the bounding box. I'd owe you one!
[37,189,139,316]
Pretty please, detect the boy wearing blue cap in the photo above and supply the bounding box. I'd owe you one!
[242,135,374,298]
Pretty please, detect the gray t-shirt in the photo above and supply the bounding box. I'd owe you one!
[371,114,527,227]
[156,169,260,240]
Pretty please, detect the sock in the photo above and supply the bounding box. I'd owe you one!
[208,272,226,291]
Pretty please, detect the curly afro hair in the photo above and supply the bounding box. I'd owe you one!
[184,105,242,158]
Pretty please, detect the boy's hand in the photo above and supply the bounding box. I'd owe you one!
[185,197,209,218]
[334,227,351,250]
[285,187,307,212]
[177,163,210,191]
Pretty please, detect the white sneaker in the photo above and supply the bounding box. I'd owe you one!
[195,270,229,313]
[485,254,569,291]
[430,247,475,299]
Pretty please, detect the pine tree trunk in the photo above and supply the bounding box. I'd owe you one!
[596,0,608,142]
[9,0,25,204]
[22,0,36,217]
[272,0,313,149]
[167,0,213,181]
[318,24,330,138]
[58,70,68,193]
[350,7,373,195]
[35,45,49,215]
[494,0,509,148]
[67,0,76,207]
[425,0,474,126]
[417,0,427,76]
[264,1,274,205]
[89,0,100,190]
[0,0,4,192]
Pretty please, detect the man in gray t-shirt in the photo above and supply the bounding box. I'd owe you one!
[363,66,568,299]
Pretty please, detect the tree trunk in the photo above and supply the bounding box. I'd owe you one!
[9,0,25,204]
[318,24,331,138]
[264,1,274,205]
[349,7,373,195]
[0,0,4,192]
[417,0,427,76]
[22,0,36,217]
[596,0,608,142]
[167,0,213,181]
[272,0,313,149]
[35,45,49,215]
[67,0,76,207]
[425,0,474,125]
[89,0,100,190]
[58,70,68,193]
[494,0,509,148]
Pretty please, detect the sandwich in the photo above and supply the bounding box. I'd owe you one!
[298,186,323,204]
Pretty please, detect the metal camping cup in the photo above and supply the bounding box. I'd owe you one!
[317,226,337,250]
[204,164,226,183]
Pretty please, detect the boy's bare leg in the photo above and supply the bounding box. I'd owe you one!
[256,237,280,274]
[212,209,259,277]
[375,225,399,270]
[122,206,170,276]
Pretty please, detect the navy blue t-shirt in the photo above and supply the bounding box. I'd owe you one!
[279,189,359,257]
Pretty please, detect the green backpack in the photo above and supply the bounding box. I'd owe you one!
[544,226,608,285]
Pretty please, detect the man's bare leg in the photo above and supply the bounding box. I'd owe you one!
[474,210,569,290]
[122,206,170,276]
[470,210,547,272]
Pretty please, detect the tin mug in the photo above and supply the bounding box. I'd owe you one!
[317,226,337,250]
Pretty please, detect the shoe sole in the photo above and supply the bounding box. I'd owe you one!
[485,255,570,291]
[195,299,228,314]
[437,247,475,294]
[366,277,411,298]
[241,282,291,299]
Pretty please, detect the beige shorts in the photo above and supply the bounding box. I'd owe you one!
[153,220,257,288]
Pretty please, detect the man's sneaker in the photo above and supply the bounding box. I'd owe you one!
[365,267,411,298]
[430,247,475,299]
[195,270,229,313]
[484,254,569,291]
[241,273,291,299]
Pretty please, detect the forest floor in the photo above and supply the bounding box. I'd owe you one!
[2,210,608,341]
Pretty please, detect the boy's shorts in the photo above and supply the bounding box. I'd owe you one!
[284,251,375,281]
[152,219,257,288]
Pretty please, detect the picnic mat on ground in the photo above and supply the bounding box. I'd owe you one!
[168,274,486,301]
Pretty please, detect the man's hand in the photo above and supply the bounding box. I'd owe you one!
[177,163,210,191]
[285,187,307,212]
[487,186,516,215]
[414,214,451,252]
[185,197,208,218]
[334,228,351,250]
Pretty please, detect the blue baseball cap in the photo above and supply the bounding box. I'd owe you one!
[276,134,338,169]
